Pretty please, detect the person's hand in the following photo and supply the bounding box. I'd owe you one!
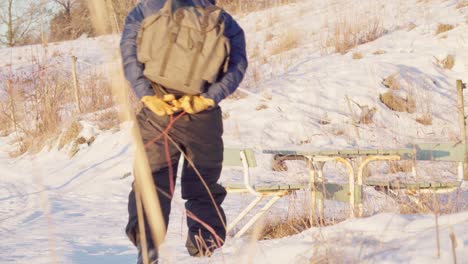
[179,95,215,114]
[141,94,182,116]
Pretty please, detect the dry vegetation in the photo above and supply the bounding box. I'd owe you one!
[50,0,136,42]
[270,29,300,55]
[0,48,120,157]
[379,91,416,113]
[217,0,298,14]
[1,0,303,157]
[435,23,454,35]
[416,113,433,125]
[437,54,455,70]
[457,1,468,9]
[352,52,363,60]
[382,73,401,90]
[323,9,385,54]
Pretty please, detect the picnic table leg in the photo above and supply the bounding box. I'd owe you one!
[316,161,325,226]
[307,158,317,226]
[357,155,401,217]
[227,196,264,235]
[234,194,284,238]
[332,157,355,218]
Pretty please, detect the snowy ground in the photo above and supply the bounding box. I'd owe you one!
[1,0,468,263]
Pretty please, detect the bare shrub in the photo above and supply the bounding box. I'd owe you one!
[435,23,454,35]
[2,47,121,156]
[50,0,95,42]
[91,110,120,131]
[270,30,300,55]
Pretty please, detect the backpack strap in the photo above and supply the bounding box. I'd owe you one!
[161,0,174,13]
[184,6,220,87]
[159,9,184,77]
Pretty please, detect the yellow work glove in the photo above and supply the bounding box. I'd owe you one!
[179,95,215,114]
[141,94,182,116]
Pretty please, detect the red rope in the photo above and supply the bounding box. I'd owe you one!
[144,112,186,149]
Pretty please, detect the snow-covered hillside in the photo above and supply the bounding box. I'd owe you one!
[1,0,468,263]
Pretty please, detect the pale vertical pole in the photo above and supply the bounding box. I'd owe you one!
[456,80,467,180]
[6,80,18,134]
[71,55,81,113]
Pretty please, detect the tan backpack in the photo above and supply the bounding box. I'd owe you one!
[137,0,230,95]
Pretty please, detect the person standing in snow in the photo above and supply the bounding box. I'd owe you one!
[120,0,247,262]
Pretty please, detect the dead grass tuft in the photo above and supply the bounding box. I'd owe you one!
[379,91,416,113]
[326,12,385,54]
[91,110,120,131]
[439,54,455,70]
[435,23,454,35]
[352,52,363,60]
[382,74,401,90]
[456,1,468,9]
[416,113,433,126]
[389,161,414,174]
[270,30,300,55]
[261,215,311,240]
[373,50,386,55]
[58,121,83,150]
[217,0,298,15]
[358,106,377,124]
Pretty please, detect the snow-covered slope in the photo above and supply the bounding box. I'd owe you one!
[1,0,468,263]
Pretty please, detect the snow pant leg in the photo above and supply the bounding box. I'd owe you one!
[179,107,227,256]
[126,107,182,250]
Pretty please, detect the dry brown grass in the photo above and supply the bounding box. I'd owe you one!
[373,50,386,55]
[270,30,300,55]
[265,32,274,42]
[379,91,416,113]
[325,11,385,54]
[91,110,120,131]
[435,23,454,35]
[382,73,401,90]
[1,47,122,157]
[439,54,455,70]
[58,121,83,150]
[352,52,363,60]
[456,1,468,9]
[217,0,298,14]
[259,194,321,240]
[389,161,414,174]
[416,113,433,126]
[261,214,311,240]
[358,106,377,124]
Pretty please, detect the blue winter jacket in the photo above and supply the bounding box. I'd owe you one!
[120,0,248,105]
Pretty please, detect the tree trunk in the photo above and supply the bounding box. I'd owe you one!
[7,0,14,47]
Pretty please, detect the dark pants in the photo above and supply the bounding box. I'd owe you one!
[126,106,227,257]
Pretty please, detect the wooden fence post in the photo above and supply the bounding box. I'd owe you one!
[71,55,81,113]
[456,80,467,181]
[6,80,18,134]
